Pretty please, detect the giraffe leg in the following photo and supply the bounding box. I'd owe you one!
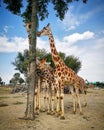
[34,89,37,110]
[84,93,87,107]
[47,87,51,114]
[56,86,61,117]
[34,88,40,114]
[51,84,55,115]
[81,87,87,107]
[36,78,41,114]
[83,87,87,107]
[70,86,76,114]
[60,87,65,120]
[42,82,47,112]
[75,88,83,115]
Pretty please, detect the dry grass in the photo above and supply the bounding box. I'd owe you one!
[0,87,104,130]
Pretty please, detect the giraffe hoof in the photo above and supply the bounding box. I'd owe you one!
[80,112,83,115]
[55,112,60,117]
[84,103,87,107]
[51,111,55,115]
[60,116,65,120]
[47,111,51,115]
[43,109,46,112]
[39,109,43,112]
[73,111,76,114]
[35,111,39,115]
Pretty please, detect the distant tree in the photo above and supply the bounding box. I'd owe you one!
[0,77,4,86]
[12,50,29,78]
[13,49,81,75]
[95,82,104,88]
[9,73,24,86]
[64,55,81,73]
[12,48,47,79]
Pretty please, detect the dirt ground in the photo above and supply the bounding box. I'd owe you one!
[0,87,104,130]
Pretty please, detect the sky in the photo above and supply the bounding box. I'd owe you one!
[0,0,104,84]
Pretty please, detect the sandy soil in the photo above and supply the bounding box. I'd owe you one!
[0,87,104,130]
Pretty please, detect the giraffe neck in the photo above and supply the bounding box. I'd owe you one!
[48,32,62,66]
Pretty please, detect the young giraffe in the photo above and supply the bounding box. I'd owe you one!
[37,59,57,114]
[37,24,83,119]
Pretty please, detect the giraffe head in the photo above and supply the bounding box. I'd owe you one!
[37,58,51,69]
[25,22,31,33]
[37,59,47,69]
[37,23,51,37]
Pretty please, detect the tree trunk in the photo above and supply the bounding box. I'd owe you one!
[25,0,37,120]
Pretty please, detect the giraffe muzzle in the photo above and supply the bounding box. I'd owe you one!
[37,32,41,37]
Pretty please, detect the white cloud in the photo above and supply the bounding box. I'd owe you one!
[61,9,80,31]
[0,35,29,52]
[63,31,94,45]
[0,31,94,53]
[0,30,104,83]
[78,38,104,82]
[37,37,49,51]
[94,37,104,49]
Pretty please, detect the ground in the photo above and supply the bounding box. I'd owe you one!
[0,87,104,130]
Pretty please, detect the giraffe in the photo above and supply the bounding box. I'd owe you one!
[38,59,87,116]
[37,59,57,114]
[25,22,31,44]
[77,76,87,106]
[37,24,83,119]
[85,79,94,89]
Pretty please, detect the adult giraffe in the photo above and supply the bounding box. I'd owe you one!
[77,76,87,106]
[37,24,83,119]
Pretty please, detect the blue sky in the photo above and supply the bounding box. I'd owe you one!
[0,0,104,84]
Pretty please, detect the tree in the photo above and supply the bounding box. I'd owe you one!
[0,77,4,86]
[2,0,87,120]
[12,50,29,78]
[64,55,81,73]
[36,48,47,59]
[9,73,24,86]
[13,49,81,76]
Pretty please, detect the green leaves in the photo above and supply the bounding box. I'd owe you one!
[51,0,69,20]
[64,55,81,73]
[3,0,88,22]
[9,72,24,85]
[37,0,50,21]
[3,0,23,15]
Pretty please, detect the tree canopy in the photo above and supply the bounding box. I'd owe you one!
[9,72,24,86]
[3,0,87,22]
[12,49,81,79]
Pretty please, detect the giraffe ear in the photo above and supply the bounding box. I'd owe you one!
[44,58,47,62]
